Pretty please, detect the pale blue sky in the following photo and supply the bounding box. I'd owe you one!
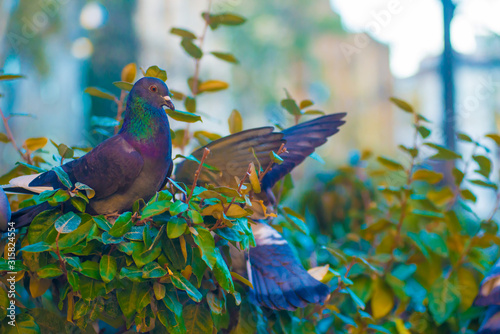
[330,0,500,77]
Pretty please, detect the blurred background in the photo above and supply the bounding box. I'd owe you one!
[1,0,500,210]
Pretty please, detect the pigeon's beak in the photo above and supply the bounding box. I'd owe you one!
[163,96,175,111]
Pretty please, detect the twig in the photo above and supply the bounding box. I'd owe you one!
[55,231,68,277]
[114,90,127,134]
[259,143,287,182]
[186,148,210,204]
[210,164,252,231]
[0,106,27,162]
[181,0,213,152]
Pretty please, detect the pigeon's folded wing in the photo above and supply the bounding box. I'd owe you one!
[11,135,144,200]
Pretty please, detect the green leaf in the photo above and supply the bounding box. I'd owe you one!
[108,212,134,237]
[167,217,187,239]
[198,80,229,93]
[79,276,106,301]
[0,132,10,143]
[117,282,150,319]
[99,255,117,283]
[486,133,500,146]
[184,304,213,334]
[55,212,82,233]
[192,226,217,269]
[269,151,284,165]
[113,81,133,91]
[211,52,238,63]
[166,109,202,123]
[303,109,325,115]
[213,249,234,293]
[170,27,197,39]
[390,97,414,113]
[228,109,243,134]
[171,271,202,302]
[170,201,189,216]
[299,99,314,109]
[346,287,366,310]
[21,242,52,253]
[84,87,116,101]
[424,143,461,160]
[469,179,498,190]
[188,210,203,224]
[377,156,404,171]
[56,221,93,249]
[93,215,112,231]
[428,278,460,324]
[181,38,203,59]
[473,155,492,178]
[141,200,172,219]
[2,313,39,334]
[37,264,63,278]
[53,166,72,189]
[142,262,167,278]
[457,132,473,142]
[163,285,183,317]
[419,230,448,256]
[145,65,167,81]
[281,98,302,116]
[417,126,431,139]
[412,169,443,184]
[119,266,144,282]
[81,260,100,280]
[204,12,246,29]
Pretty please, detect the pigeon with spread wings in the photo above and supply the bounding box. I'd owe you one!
[175,113,346,310]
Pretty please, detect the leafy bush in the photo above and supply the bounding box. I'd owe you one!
[0,3,498,334]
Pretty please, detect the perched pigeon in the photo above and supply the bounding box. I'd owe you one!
[475,259,500,334]
[175,113,346,310]
[0,188,11,231]
[2,77,175,230]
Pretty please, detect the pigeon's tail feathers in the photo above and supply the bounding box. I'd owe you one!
[2,174,53,195]
[247,223,330,311]
[10,202,52,230]
[477,306,500,334]
[475,259,500,307]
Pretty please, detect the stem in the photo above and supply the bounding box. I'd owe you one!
[186,148,210,204]
[114,90,127,134]
[181,0,213,151]
[211,164,252,231]
[259,143,286,182]
[55,231,68,277]
[0,106,27,161]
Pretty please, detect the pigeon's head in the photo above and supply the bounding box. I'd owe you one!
[130,77,175,111]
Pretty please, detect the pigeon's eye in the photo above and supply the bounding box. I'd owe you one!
[149,85,158,93]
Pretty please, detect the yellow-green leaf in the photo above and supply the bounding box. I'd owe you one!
[371,279,394,318]
[121,63,137,83]
[390,97,414,113]
[145,65,167,81]
[377,156,404,171]
[198,80,229,93]
[24,137,48,151]
[249,162,261,194]
[181,38,203,59]
[170,27,197,39]
[84,87,116,101]
[228,109,242,134]
[211,52,238,64]
[113,81,133,91]
[413,169,443,184]
[165,109,202,123]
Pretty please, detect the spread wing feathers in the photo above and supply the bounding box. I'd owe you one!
[261,113,346,191]
[247,223,330,310]
[175,127,285,188]
[28,135,144,200]
[1,174,52,195]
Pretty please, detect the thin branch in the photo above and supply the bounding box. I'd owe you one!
[181,0,213,152]
[0,106,27,162]
[186,148,210,204]
[259,143,287,182]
